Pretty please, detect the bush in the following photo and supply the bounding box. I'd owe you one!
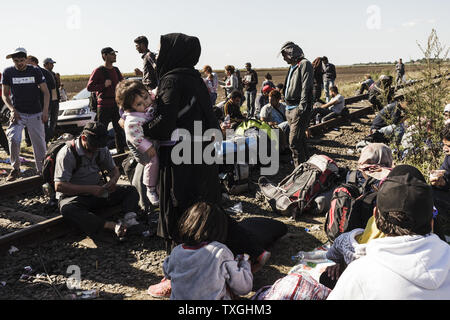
[393,29,449,176]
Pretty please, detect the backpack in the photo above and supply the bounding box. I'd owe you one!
[219,163,250,195]
[252,272,331,300]
[41,135,108,196]
[258,154,339,220]
[324,170,378,242]
[88,66,121,113]
[41,136,81,195]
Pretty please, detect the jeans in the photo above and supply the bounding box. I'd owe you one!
[97,105,127,153]
[209,92,218,107]
[286,107,311,166]
[45,100,60,142]
[7,112,47,173]
[310,107,335,124]
[59,185,140,237]
[323,79,335,102]
[245,90,257,118]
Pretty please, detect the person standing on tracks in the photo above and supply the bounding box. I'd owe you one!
[43,58,60,141]
[242,62,258,118]
[279,41,314,166]
[54,121,140,242]
[144,33,270,298]
[87,47,127,154]
[312,57,325,103]
[27,56,57,143]
[395,58,406,87]
[322,56,336,102]
[1,48,49,181]
[134,36,158,91]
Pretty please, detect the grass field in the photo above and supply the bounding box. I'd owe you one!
[61,64,428,102]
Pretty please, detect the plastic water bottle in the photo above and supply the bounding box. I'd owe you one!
[224,115,231,128]
[292,250,329,263]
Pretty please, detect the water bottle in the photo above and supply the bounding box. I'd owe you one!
[291,250,329,263]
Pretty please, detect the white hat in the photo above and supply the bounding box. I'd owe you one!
[6,47,27,59]
[444,104,450,113]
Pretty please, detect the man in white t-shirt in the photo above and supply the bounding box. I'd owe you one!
[310,85,345,124]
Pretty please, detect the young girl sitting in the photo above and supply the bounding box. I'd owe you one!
[115,80,159,206]
[162,202,253,300]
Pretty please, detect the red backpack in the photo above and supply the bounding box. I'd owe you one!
[258,155,339,220]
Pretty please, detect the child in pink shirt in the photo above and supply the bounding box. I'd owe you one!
[116,80,159,205]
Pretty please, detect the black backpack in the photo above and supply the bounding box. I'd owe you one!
[41,136,81,195]
[324,170,378,242]
[88,66,121,113]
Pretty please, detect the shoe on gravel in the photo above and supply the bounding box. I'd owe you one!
[147,277,171,298]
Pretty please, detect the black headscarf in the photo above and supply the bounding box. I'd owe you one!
[156,33,201,80]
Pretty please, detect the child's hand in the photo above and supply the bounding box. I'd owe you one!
[146,146,157,159]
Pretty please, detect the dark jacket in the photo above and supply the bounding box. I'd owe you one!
[283,58,314,112]
[145,34,219,141]
[143,33,221,244]
[244,69,258,92]
[142,50,158,90]
[323,63,336,81]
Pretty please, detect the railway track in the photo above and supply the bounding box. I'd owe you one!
[1,73,448,255]
[0,153,129,253]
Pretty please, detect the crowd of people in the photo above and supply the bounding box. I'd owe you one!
[1,34,449,300]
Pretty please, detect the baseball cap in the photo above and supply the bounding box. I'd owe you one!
[262,85,274,94]
[101,47,118,55]
[444,104,450,113]
[376,165,433,235]
[82,122,108,148]
[358,143,393,180]
[6,47,27,59]
[43,58,56,64]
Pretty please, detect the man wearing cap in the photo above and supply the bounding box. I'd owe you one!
[134,36,158,90]
[54,121,140,241]
[279,41,313,166]
[87,47,126,154]
[43,58,61,140]
[254,85,274,119]
[1,48,50,181]
[243,62,258,118]
[328,164,450,299]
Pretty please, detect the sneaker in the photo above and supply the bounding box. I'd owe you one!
[146,190,160,206]
[147,277,171,298]
[6,169,20,182]
[251,250,271,273]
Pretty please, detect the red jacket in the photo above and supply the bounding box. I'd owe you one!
[87,66,123,108]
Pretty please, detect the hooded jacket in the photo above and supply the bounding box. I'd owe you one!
[328,234,450,300]
[145,33,219,142]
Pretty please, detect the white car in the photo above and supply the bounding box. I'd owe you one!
[57,88,96,132]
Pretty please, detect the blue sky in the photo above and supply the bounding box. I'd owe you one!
[1,0,448,75]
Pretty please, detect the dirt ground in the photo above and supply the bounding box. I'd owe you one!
[0,116,376,300]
